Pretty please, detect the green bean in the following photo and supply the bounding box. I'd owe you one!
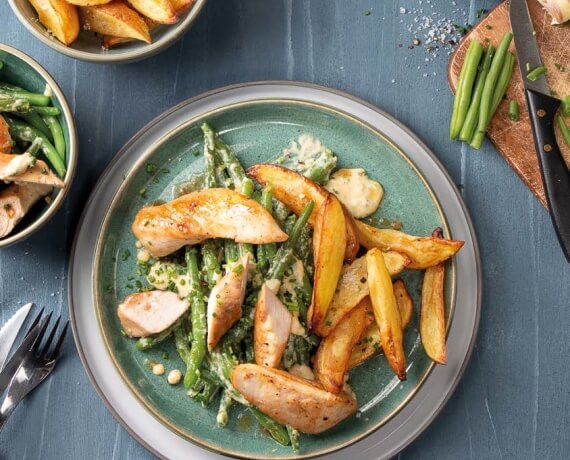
[272,199,291,228]
[257,187,277,272]
[201,122,254,196]
[43,116,65,159]
[17,112,53,141]
[491,53,515,114]
[136,322,177,351]
[249,408,291,446]
[267,201,314,281]
[5,116,66,177]
[0,88,50,106]
[31,106,60,116]
[287,425,300,452]
[459,45,495,142]
[0,94,30,113]
[476,33,513,138]
[184,247,207,389]
[471,52,515,149]
[526,65,547,81]
[508,100,519,121]
[217,390,233,427]
[557,116,570,148]
[174,325,192,364]
[450,40,484,139]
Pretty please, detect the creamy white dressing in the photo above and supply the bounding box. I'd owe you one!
[325,168,383,219]
[280,134,336,175]
[289,364,315,381]
[43,84,53,97]
[137,248,150,263]
[265,278,281,294]
[0,152,34,179]
[147,261,191,298]
[290,312,306,336]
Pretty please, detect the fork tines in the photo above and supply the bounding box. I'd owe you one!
[29,311,69,362]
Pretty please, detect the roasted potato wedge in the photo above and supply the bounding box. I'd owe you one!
[349,280,414,368]
[307,195,346,330]
[420,259,447,364]
[314,300,369,393]
[315,252,410,337]
[232,364,357,434]
[29,0,80,45]
[247,164,327,225]
[0,117,12,154]
[66,0,112,5]
[248,164,360,262]
[102,15,156,47]
[132,188,288,258]
[169,0,194,13]
[79,1,151,43]
[393,279,413,328]
[126,0,177,24]
[366,248,406,380]
[356,221,464,269]
[343,207,360,263]
[0,154,64,188]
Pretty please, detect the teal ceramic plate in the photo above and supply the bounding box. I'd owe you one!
[69,82,481,460]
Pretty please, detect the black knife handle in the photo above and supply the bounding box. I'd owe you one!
[526,89,570,262]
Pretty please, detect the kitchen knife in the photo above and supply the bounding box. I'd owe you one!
[510,0,570,262]
[0,303,32,370]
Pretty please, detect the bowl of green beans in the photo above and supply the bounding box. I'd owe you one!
[0,43,77,247]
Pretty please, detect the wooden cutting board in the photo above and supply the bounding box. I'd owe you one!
[448,0,570,208]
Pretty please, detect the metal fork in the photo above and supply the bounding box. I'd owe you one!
[0,312,68,432]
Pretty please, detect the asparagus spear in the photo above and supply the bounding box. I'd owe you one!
[0,94,30,113]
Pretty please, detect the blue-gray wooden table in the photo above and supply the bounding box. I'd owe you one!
[1,1,569,459]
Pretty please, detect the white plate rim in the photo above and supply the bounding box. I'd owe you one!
[68,81,482,460]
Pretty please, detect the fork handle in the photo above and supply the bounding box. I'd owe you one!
[0,387,21,432]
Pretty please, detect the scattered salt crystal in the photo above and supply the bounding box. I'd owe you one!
[399,7,407,14]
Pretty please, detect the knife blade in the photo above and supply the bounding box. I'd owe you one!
[0,303,32,370]
[510,0,570,262]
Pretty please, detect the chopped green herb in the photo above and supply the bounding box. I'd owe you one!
[364,10,371,16]
[561,95,570,117]
[3,203,12,211]
[139,188,147,198]
[554,63,566,72]
[232,264,244,274]
[476,8,487,18]
[161,351,169,360]
[121,249,131,261]
[146,163,157,174]
[485,24,493,30]
[527,65,547,81]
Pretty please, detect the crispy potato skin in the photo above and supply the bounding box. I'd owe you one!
[79,0,152,43]
[366,248,407,380]
[231,364,357,434]
[420,261,447,364]
[132,188,288,258]
[308,195,346,331]
[126,0,177,24]
[349,280,414,368]
[342,207,360,263]
[314,301,369,393]
[315,252,410,337]
[355,221,464,269]
[29,0,80,45]
[102,15,156,47]
[169,0,194,13]
[0,117,13,154]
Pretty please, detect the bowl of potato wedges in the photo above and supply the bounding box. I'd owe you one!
[7,0,207,63]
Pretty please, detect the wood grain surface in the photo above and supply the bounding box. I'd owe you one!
[448,0,570,208]
[1,1,570,459]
